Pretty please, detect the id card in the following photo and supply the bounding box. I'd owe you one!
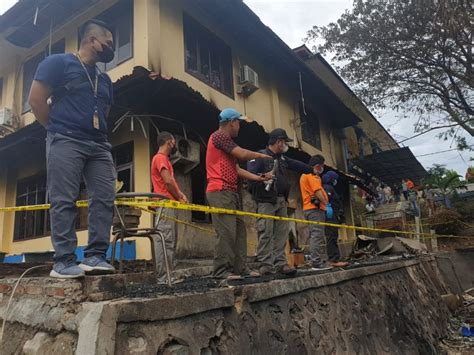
[93,111,100,130]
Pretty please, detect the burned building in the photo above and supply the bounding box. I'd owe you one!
[0,0,421,261]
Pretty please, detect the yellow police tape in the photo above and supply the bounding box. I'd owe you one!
[0,198,473,240]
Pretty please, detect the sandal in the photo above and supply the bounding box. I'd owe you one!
[242,269,261,278]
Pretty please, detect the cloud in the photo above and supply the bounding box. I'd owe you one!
[0,0,17,15]
[244,0,471,176]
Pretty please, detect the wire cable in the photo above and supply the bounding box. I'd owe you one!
[0,265,49,347]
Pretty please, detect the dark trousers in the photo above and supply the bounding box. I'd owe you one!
[325,225,341,261]
[46,132,116,263]
[206,190,247,277]
[256,197,289,269]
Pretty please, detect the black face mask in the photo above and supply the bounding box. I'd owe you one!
[170,145,178,155]
[97,42,114,63]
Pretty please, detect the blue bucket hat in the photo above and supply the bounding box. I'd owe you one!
[218,108,250,123]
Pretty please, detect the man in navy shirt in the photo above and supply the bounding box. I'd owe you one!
[29,19,116,278]
[247,128,313,276]
[322,171,349,267]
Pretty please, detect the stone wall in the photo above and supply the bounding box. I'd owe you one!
[115,260,449,354]
[0,258,453,354]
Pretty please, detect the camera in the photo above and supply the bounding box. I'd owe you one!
[310,196,320,208]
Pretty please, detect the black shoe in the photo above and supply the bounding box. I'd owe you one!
[275,265,297,275]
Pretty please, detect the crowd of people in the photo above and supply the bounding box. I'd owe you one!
[151,108,349,281]
[365,178,438,218]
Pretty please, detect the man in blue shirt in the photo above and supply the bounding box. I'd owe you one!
[29,19,116,278]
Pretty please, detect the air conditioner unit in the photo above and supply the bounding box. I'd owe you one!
[169,136,200,174]
[239,65,259,96]
[0,108,14,126]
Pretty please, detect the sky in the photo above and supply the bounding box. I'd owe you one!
[0,0,471,176]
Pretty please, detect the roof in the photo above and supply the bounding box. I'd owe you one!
[0,0,97,47]
[352,147,427,186]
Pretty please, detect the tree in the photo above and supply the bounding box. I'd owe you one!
[423,164,466,207]
[306,0,473,147]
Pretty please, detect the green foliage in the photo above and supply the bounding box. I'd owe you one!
[427,209,463,235]
[306,0,474,143]
[452,199,474,222]
[423,164,465,193]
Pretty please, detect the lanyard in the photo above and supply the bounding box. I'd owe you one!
[74,53,99,98]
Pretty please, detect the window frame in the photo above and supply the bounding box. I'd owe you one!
[13,173,87,242]
[95,0,134,72]
[300,103,322,151]
[22,39,66,114]
[183,13,234,98]
[112,141,134,193]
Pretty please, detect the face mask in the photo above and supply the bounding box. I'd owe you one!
[96,41,114,63]
[314,165,324,175]
[282,142,289,153]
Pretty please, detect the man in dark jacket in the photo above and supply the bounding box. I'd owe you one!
[322,171,349,267]
[247,128,312,275]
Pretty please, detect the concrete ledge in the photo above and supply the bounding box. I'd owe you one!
[114,288,235,322]
[243,259,420,303]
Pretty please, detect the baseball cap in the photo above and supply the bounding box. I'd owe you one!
[268,128,294,142]
[309,154,325,166]
[218,108,250,123]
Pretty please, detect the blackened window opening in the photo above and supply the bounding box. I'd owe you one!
[113,141,134,193]
[191,160,210,223]
[183,13,233,97]
[300,102,322,151]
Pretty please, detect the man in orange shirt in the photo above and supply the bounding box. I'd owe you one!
[151,131,188,282]
[300,154,332,270]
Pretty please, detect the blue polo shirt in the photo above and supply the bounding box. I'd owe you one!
[34,53,113,142]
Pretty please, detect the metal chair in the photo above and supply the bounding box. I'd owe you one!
[111,192,172,286]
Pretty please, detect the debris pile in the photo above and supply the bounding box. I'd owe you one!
[439,288,474,353]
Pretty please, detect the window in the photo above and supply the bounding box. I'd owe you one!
[13,173,88,241]
[113,142,134,192]
[183,14,233,97]
[300,103,322,150]
[14,174,48,241]
[22,39,65,113]
[95,0,133,72]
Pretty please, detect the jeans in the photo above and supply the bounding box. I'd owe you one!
[256,197,289,269]
[46,132,116,262]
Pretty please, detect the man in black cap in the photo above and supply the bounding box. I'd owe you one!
[247,128,313,275]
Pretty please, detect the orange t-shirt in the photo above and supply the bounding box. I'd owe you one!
[151,152,178,200]
[300,173,328,211]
